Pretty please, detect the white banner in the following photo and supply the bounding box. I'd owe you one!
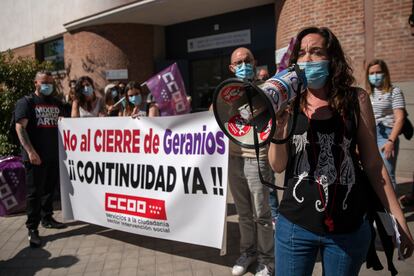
[58,112,229,250]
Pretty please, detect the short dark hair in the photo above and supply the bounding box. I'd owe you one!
[35,70,52,80]
[289,26,356,117]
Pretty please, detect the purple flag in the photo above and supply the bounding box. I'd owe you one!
[0,156,26,216]
[145,63,191,116]
[278,37,297,72]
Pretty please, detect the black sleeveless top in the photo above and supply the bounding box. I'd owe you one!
[279,112,368,234]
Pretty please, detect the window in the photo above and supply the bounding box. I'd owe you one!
[41,38,64,71]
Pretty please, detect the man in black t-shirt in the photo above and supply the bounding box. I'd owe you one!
[15,70,66,248]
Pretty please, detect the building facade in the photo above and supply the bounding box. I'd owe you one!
[1,0,413,177]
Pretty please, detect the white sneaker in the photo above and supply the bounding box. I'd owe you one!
[255,264,272,276]
[232,253,257,276]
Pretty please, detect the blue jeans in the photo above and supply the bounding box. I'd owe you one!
[269,187,279,220]
[376,123,399,189]
[275,215,371,276]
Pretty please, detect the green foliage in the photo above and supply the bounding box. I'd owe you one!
[0,51,52,156]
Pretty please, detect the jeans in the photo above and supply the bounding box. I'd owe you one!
[24,161,59,230]
[228,155,274,266]
[376,123,399,189]
[269,187,279,220]
[275,215,371,276]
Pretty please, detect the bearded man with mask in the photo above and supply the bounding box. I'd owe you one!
[227,47,274,276]
[14,70,66,248]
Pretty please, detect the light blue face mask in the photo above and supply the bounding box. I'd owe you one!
[82,85,94,96]
[235,63,255,80]
[368,73,384,87]
[128,94,142,106]
[297,60,330,90]
[111,89,118,98]
[39,84,54,96]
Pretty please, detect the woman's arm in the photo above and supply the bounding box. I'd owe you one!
[356,88,413,258]
[148,103,160,117]
[97,98,107,117]
[381,108,404,159]
[71,99,80,117]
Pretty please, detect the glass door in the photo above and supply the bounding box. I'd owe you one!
[190,57,231,112]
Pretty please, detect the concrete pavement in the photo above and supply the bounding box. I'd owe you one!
[0,177,413,276]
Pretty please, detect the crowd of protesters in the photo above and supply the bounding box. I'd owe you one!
[60,77,160,118]
[10,24,414,276]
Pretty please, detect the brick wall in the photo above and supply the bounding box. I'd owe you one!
[373,0,414,82]
[10,24,155,96]
[64,23,155,94]
[11,44,35,59]
[276,0,414,86]
[276,0,366,84]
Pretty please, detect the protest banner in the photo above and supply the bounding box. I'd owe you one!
[145,63,191,116]
[58,111,228,250]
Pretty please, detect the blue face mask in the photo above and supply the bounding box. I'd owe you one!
[297,60,330,90]
[235,63,255,80]
[39,84,53,96]
[128,94,142,106]
[111,89,118,98]
[82,85,94,96]
[368,73,384,87]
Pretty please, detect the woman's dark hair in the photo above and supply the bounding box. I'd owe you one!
[75,76,95,110]
[365,59,392,95]
[104,85,120,105]
[118,81,126,95]
[289,27,356,117]
[124,81,141,116]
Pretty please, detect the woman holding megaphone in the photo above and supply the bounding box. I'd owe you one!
[268,26,413,275]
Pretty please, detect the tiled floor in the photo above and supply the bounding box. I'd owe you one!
[1,177,413,275]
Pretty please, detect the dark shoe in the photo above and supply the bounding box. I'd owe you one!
[41,217,66,229]
[28,229,41,248]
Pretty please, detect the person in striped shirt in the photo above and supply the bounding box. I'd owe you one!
[366,59,406,189]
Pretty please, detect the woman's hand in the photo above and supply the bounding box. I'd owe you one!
[131,113,140,119]
[107,105,114,113]
[273,107,291,139]
[398,223,414,259]
[381,140,395,159]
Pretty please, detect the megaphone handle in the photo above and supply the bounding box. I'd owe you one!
[246,87,285,191]
[271,81,302,144]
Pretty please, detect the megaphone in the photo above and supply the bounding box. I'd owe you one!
[213,65,307,148]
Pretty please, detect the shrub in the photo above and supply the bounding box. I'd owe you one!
[0,51,52,156]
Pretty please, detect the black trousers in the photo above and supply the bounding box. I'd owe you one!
[24,161,59,230]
